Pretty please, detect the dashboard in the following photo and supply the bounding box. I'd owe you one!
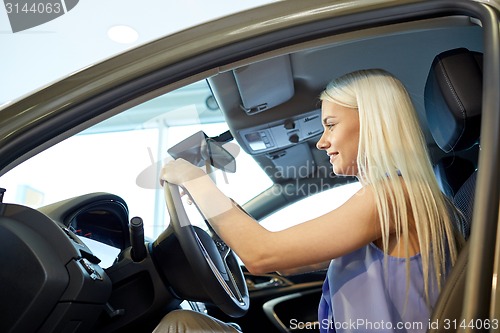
[0,197,113,332]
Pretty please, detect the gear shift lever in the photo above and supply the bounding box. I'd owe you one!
[130,216,147,262]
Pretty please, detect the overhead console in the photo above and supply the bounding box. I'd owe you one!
[238,110,322,154]
[208,54,324,157]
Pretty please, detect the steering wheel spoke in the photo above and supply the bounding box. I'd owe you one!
[223,253,246,304]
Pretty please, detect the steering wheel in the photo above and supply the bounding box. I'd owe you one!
[163,182,249,317]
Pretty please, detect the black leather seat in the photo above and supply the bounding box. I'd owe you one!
[426,47,483,239]
[424,47,483,331]
[434,155,475,199]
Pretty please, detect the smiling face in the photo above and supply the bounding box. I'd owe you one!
[316,100,360,176]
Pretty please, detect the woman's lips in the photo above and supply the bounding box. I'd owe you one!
[329,152,339,164]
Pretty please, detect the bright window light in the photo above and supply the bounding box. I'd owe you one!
[107,25,139,44]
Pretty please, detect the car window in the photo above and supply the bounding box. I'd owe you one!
[260,182,363,231]
[0,80,273,240]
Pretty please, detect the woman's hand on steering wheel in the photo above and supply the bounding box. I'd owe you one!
[160,158,207,187]
[160,162,250,317]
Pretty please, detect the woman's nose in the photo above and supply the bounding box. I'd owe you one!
[316,133,329,150]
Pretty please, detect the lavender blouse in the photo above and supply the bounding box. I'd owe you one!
[318,243,440,333]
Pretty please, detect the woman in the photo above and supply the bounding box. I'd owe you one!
[156,69,460,332]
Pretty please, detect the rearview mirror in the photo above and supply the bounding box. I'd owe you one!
[167,130,237,173]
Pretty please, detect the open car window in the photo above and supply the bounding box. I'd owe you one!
[260,182,362,231]
[0,80,273,240]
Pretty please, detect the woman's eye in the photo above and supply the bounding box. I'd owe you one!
[326,123,335,131]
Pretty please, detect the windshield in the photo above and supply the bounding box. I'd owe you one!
[0,0,277,106]
[0,80,273,240]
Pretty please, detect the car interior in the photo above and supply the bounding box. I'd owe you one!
[0,1,499,333]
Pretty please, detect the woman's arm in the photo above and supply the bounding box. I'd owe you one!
[162,159,380,275]
[277,261,331,276]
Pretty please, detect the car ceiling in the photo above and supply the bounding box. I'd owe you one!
[207,16,483,190]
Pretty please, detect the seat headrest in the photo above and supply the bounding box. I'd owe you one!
[424,48,483,153]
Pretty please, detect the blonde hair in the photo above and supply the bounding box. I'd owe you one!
[320,69,458,303]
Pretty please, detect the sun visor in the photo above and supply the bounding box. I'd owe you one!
[233,55,294,115]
